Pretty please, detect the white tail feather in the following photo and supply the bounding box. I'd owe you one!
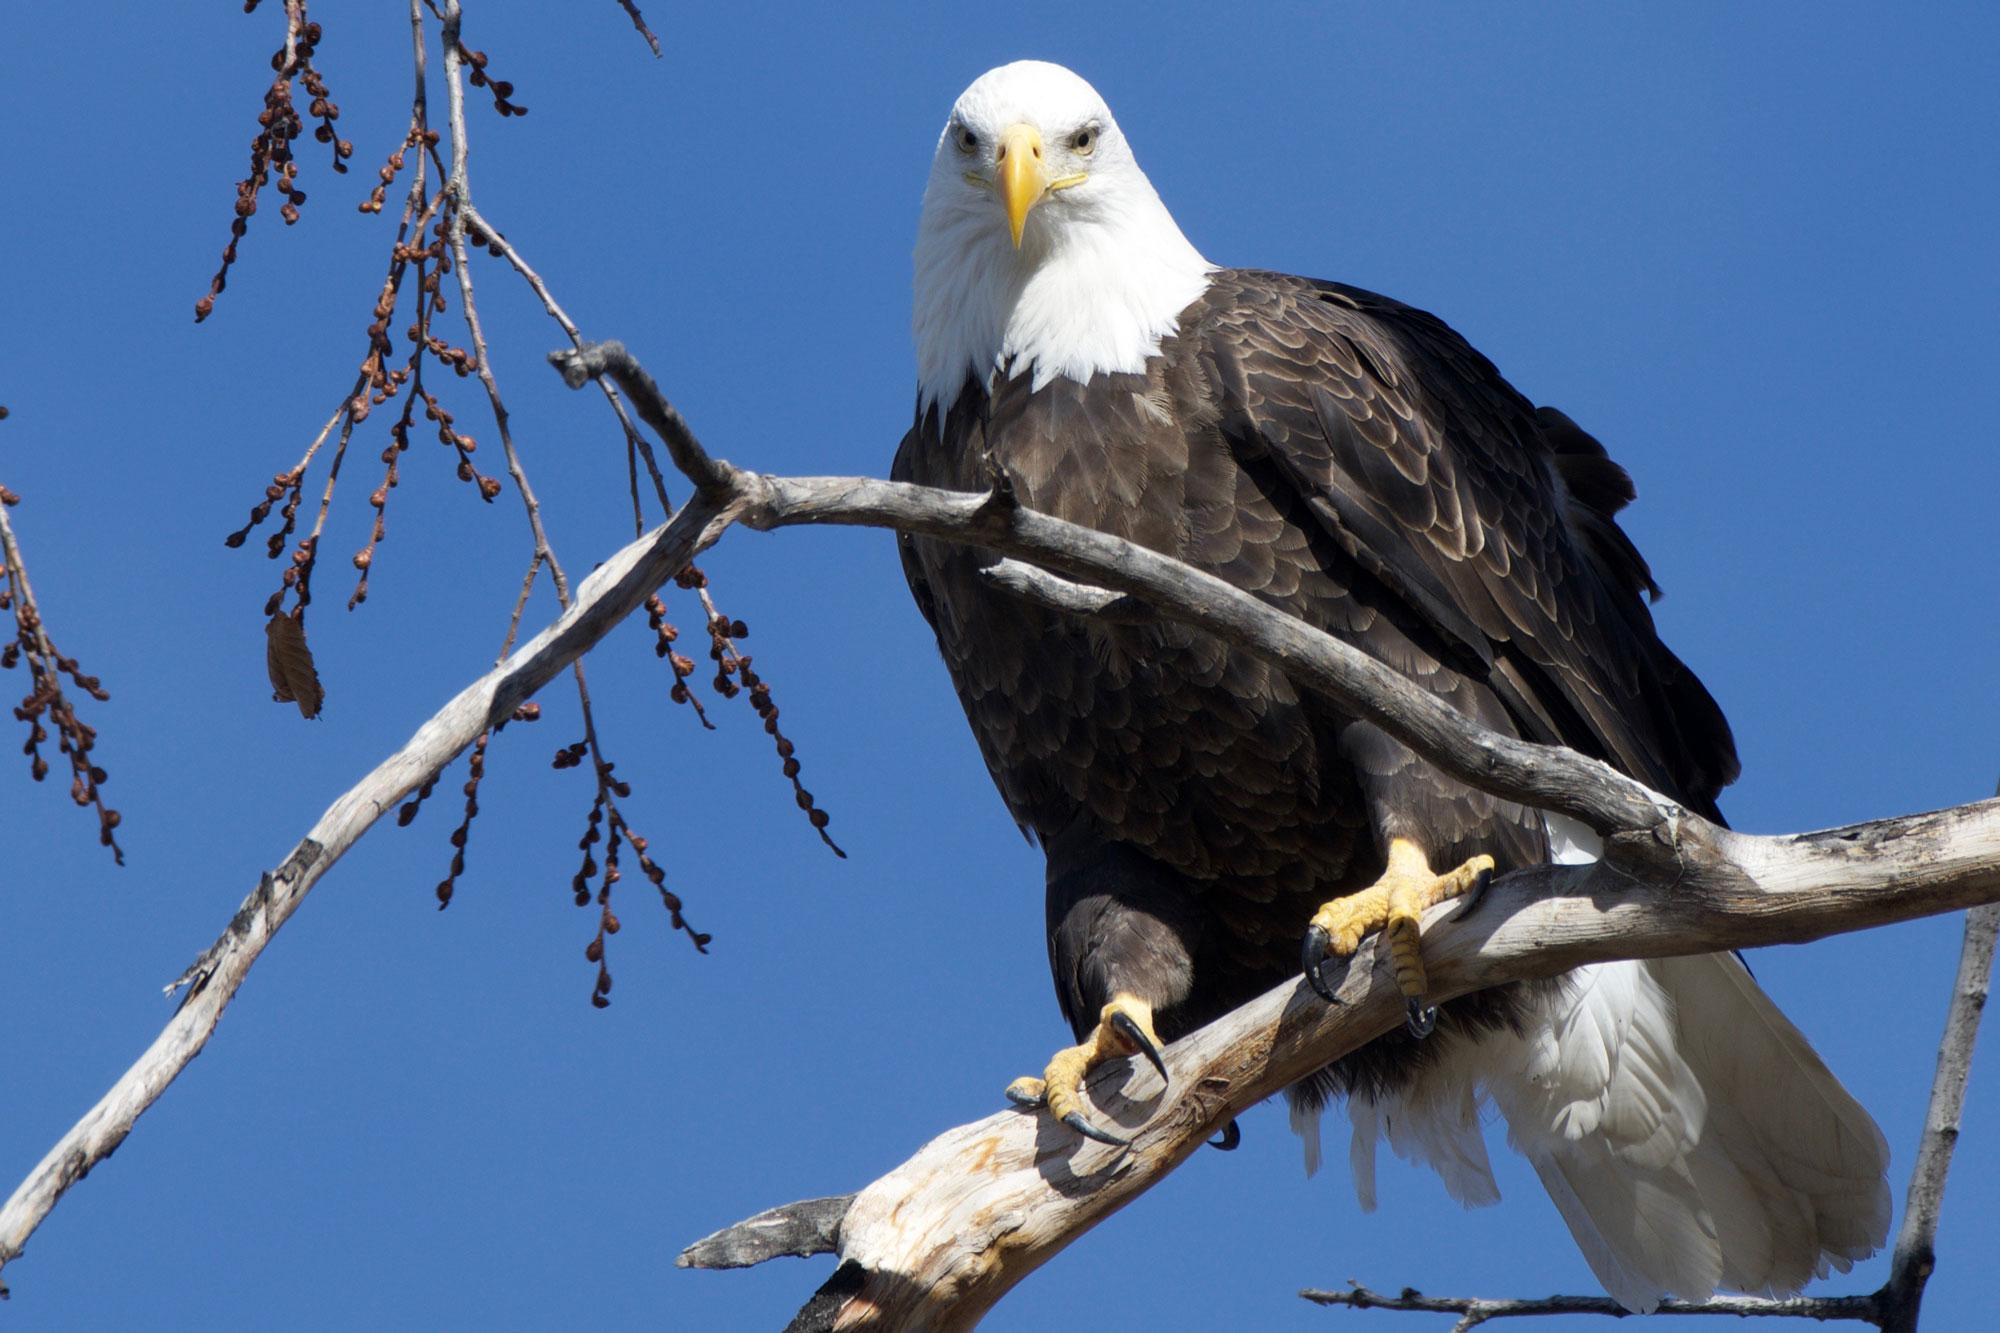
[1656,952,1892,1275]
[1291,1095,1326,1180]
[1343,1071,1501,1213]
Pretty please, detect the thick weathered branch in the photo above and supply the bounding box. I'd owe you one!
[681,817,2000,1329]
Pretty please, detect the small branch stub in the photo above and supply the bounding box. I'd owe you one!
[678,1194,853,1270]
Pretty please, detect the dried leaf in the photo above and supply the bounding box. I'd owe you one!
[265,612,324,718]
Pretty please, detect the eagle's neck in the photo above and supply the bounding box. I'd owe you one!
[913,171,1213,416]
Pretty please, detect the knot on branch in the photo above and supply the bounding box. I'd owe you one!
[547,340,623,392]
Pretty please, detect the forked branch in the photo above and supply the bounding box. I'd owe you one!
[551,342,2000,1330]
[679,832,2000,1331]
[3,342,1994,1324]
[0,483,742,1296]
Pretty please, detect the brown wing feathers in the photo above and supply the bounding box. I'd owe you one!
[1203,271,1737,813]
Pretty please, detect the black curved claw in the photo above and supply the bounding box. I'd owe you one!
[1405,997,1438,1039]
[1062,1110,1129,1148]
[1109,1010,1169,1085]
[1004,1083,1046,1108]
[1302,924,1341,1003]
[1208,1119,1241,1152]
[1449,866,1496,922]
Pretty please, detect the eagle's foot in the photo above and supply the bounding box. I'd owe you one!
[1300,838,1494,1034]
[1003,991,1166,1147]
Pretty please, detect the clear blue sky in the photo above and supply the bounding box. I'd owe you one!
[3,4,1996,1329]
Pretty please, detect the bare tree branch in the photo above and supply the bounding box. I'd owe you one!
[1300,1283,1880,1329]
[678,816,2000,1330]
[537,341,2000,1329]
[5,340,1993,1320]
[754,474,1680,843]
[0,485,740,1296]
[551,340,733,494]
[612,0,662,57]
[1879,901,1997,1332]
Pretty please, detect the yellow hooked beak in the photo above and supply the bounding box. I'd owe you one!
[997,123,1046,248]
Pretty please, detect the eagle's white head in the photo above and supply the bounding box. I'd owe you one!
[913,61,1214,415]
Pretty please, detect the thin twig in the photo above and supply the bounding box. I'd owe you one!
[498,550,545,665]
[980,556,1159,624]
[1878,897,1998,1332]
[0,453,122,862]
[613,0,662,57]
[1299,1283,1879,1329]
[460,201,673,520]
[440,2,566,603]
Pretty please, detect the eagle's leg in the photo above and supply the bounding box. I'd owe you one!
[1301,837,1494,1034]
[1018,830,1200,1146]
[1004,993,1168,1146]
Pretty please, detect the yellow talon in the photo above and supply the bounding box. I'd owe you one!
[1004,992,1166,1146]
[1301,838,1494,1029]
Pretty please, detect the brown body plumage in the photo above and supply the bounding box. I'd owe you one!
[896,270,1737,1096]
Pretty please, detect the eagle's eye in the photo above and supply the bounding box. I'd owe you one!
[1071,124,1098,156]
[954,123,980,155]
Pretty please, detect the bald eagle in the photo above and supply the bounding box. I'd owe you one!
[893,61,1888,1311]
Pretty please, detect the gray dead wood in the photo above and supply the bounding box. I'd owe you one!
[679,1195,857,1270]
[678,833,2000,1331]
